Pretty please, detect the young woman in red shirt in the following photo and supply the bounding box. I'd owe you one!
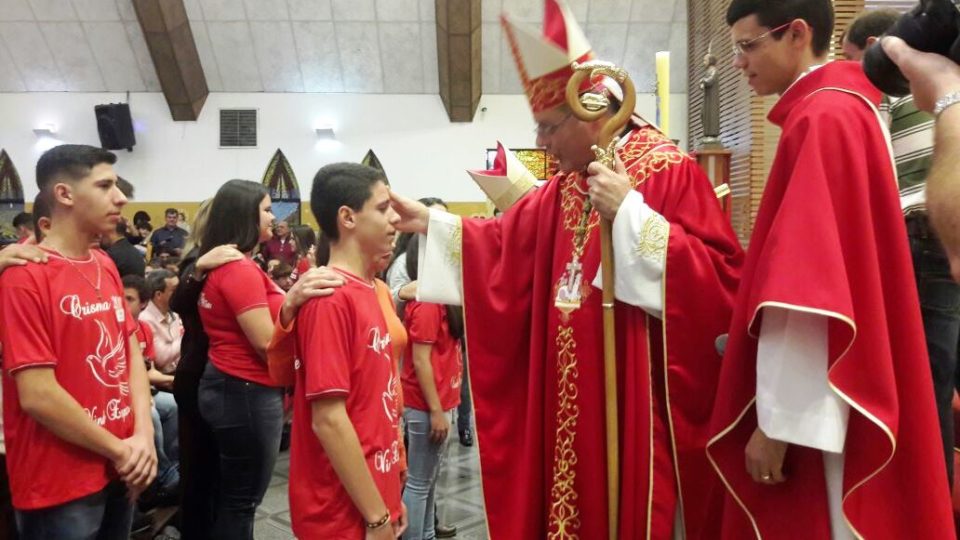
[195,179,289,539]
[399,235,463,540]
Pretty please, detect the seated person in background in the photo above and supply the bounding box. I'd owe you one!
[270,261,295,292]
[141,269,184,375]
[122,275,179,509]
[149,208,188,259]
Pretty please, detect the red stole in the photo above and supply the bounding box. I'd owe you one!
[707,61,955,539]
[461,127,742,539]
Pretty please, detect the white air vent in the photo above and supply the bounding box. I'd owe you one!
[219,109,258,148]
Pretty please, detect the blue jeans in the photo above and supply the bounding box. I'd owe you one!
[152,390,180,490]
[15,480,132,540]
[198,363,283,540]
[910,222,960,485]
[402,408,453,540]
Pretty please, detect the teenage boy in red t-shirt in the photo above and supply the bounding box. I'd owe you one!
[0,144,156,540]
[290,162,407,539]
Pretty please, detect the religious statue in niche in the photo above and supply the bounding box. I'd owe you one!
[700,42,721,146]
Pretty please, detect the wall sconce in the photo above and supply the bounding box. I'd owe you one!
[33,123,58,138]
[315,126,336,140]
[33,123,60,151]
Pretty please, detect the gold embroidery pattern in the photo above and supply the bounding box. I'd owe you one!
[445,218,463,267]
[635,214,669,263]
[548,324,581,540]
[558,128,686,235]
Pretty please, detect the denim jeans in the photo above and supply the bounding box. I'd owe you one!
[15,480,132,540]
[198,363,283,540]
[910,223,960,485]
[402,407,454,540]
[152,390,180,490]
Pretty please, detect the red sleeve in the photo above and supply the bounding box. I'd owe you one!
[0,269,57,373]
[297,298,354,399]
[407,302,442,345]
[138,322,155,361]
[100,250,137,337]
[218,261,270,316]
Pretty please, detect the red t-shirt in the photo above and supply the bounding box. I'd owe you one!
[135,320,155,362]
[401,301,462,412]
[199,258,284,386]
[0,249,136,510]
[289,270,402,539]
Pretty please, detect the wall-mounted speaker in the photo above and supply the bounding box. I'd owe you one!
[95,103,136,152]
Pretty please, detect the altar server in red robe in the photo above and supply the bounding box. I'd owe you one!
[708,1,955,538]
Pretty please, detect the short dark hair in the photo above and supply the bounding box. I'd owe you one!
[291,225,316,257]
[146,269,176,300]
[200,179,269,256]
[12,212,32,229]
[310,163,386,242]
[726,0,834,57]
[133,211,151,227]
[122,274,148,304]
[164,208,178,217]
[35,144,117,192]
[846,9,900,49]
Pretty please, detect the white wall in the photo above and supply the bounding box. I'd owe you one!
[0,91,687,202]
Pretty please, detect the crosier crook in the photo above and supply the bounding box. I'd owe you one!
[565,60,636,540]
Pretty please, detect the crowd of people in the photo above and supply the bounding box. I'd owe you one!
[1,0,960,539]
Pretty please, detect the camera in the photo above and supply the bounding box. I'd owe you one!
[863,0,960,97]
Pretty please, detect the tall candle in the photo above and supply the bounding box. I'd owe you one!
[656,51,670,138]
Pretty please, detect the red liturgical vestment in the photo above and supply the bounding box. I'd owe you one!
[457,126,742,539]
[707,61,955,539]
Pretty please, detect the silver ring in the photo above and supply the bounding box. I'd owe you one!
[761,473,772,481]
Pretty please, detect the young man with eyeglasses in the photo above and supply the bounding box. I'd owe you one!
[388,1,744,538]
[707,1,954,538]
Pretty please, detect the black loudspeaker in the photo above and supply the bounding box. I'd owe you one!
[94,103,136,151]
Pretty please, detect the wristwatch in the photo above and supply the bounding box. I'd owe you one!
[933,90,960,118]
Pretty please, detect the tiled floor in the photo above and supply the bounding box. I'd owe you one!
[254,439,489,539]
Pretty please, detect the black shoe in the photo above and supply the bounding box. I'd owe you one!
[436,523,457,538]
[130,508,151,534]
[459,428,473,447]
[138,483,179,512]
[279,422,292,452]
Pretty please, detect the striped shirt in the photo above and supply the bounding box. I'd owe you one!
[888,95,934,214]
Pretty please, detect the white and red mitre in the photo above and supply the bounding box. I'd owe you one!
[501,0,600,113]
[468,142,539,212]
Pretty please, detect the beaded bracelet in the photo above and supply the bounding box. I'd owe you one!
[365,511,391,530]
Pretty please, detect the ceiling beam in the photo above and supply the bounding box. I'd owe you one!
[133,0,208,121]
[436,0,482,122]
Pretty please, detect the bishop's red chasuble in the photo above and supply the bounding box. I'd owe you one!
[461,126,743,539]
[707,61,955,539]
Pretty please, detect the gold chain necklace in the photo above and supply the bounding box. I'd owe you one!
[50,248,103,300]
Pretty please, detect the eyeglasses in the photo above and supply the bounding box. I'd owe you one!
[731,22,792,57]
[534,112,573,137]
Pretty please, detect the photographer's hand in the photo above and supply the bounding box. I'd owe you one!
[881,37,960,113]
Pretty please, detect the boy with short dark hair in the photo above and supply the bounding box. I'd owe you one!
[0,144,156,540]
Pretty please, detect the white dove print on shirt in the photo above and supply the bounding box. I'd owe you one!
[85,320,129,396]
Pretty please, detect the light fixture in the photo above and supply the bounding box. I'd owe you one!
[315,126,336,140]
[33,123,58,138]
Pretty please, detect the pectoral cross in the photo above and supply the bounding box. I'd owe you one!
[554,257,584,315]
